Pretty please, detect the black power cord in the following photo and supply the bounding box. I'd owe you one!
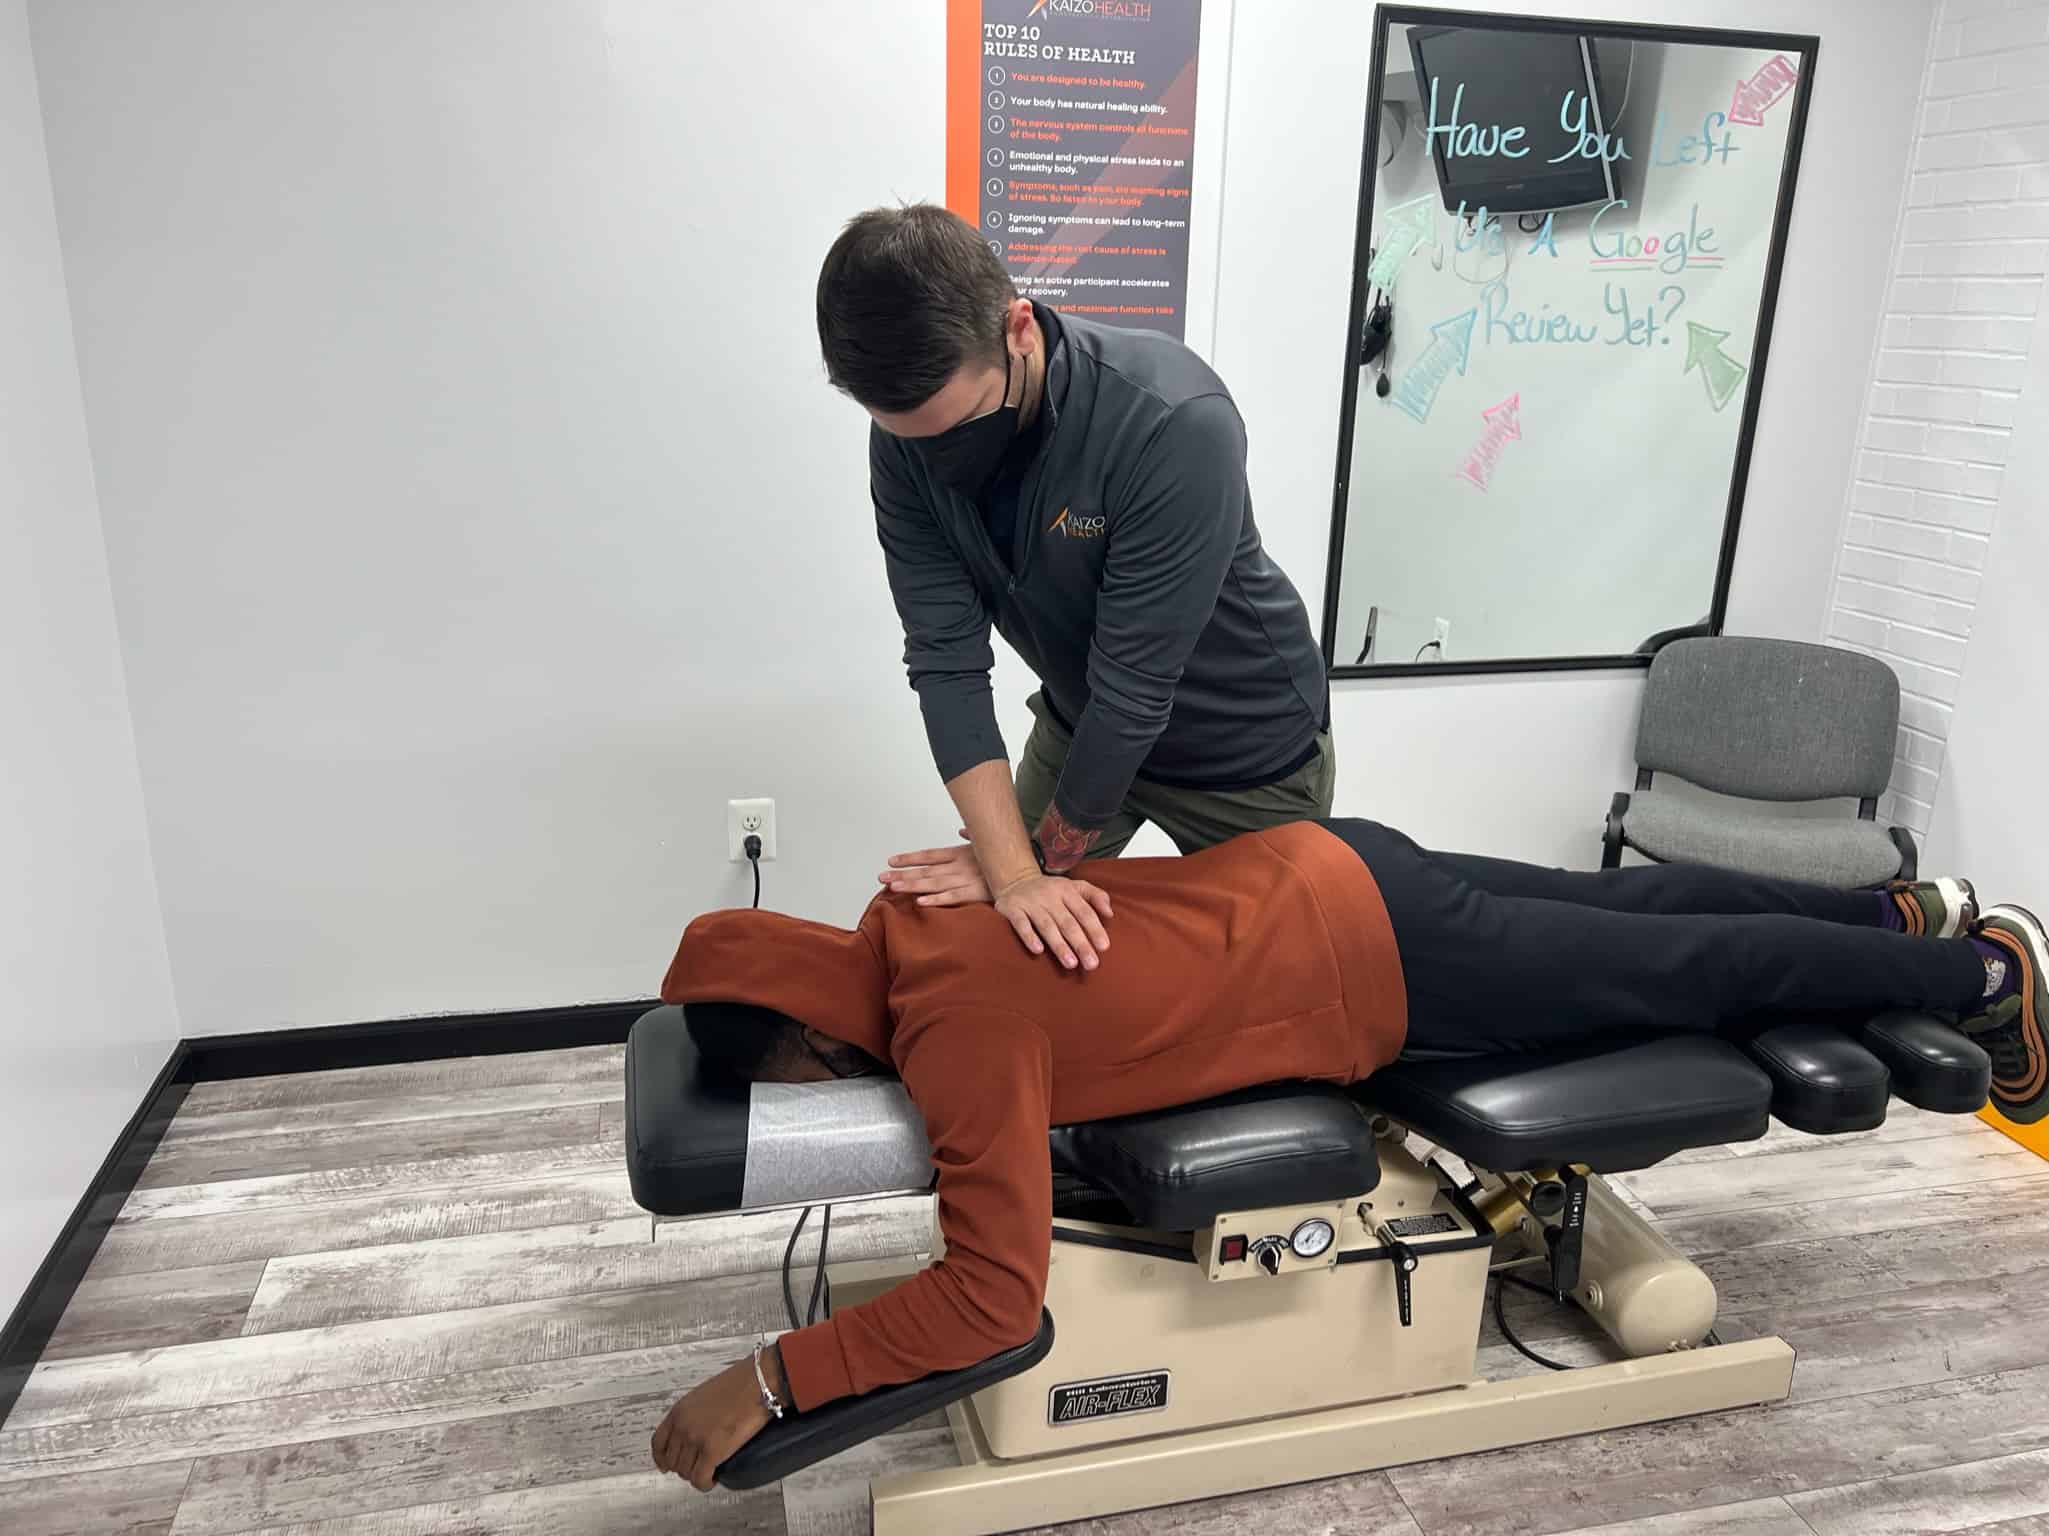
[809,1207,831,1323]
[1491,1271,1576,1372]
[748,832,832,1336]
[1490,1269,1723,1367]
[780,1204,833,1332]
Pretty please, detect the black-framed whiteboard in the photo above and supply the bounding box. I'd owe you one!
[1323,6,1819,678]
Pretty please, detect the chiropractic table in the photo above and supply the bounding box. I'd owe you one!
[623,1006,1991,1535]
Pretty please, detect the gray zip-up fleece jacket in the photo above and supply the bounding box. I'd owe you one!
[872,307,1328,829]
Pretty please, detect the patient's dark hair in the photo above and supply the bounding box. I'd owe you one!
[684,1001,886,1083]
[685,1002,808,1082]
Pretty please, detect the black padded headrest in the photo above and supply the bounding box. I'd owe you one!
[625,1006,749,1215]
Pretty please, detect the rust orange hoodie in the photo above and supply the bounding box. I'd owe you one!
[660,821,1405,1410]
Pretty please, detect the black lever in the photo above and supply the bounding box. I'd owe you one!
[1544,1169,1590,1301]
[1376,1222,1419,1327]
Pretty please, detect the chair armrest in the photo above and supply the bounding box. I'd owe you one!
[1602,792,1632,871]
[717,1311,1056,1490]
[1888,825,1919,882]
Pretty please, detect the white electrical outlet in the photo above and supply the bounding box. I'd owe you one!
[728,798,777,861]
[1432,617,1453,653]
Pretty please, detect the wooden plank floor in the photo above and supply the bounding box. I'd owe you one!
[2,1044,2044,1535]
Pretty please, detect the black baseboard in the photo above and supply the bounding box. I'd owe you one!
[0,1045,191,1430]
[0,996,655,1431]
[180,997,656,1081]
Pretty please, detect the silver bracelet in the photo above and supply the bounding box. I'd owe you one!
[752,1344,786,1421]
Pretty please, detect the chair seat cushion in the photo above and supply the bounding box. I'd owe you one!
[1622,788,1903,886]
[1363,1037,1773,1172]
[1050,1083,1382,1230]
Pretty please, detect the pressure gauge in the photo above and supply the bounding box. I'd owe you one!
[1289,1217,1337,1260]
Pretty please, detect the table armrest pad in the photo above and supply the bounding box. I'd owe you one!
[717,1311,1056,1490]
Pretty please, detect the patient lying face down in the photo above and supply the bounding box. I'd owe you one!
[649,816,2045,1492]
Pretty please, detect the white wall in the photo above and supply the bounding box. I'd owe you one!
[26,0,1935,1033]
[1927,283,2048,895]
[1825,0,2049,841]
[1212,0,1937,858]
[0,0,180,1310]
[31,0,1048,1032]
[1917,0,2049,886]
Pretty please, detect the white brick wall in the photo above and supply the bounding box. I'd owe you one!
[1827,0,2049,838]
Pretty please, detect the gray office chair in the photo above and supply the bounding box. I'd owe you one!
[1603,637,1917,886]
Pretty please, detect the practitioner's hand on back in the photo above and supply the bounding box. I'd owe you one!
[993,871,1113,972]
[881,821,1114,969]
[880,834,992,906]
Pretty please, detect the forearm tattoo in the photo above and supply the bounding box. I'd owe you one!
[1034,804,1102,874]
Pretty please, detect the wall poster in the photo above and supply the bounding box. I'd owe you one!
[946,0,1202,338]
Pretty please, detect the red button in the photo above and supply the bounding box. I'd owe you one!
[1220,1234,1247,1262]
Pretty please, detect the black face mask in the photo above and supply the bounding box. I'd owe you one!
[906,352,1021,499]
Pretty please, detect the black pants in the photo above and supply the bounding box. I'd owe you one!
[1321,818,1987,1057]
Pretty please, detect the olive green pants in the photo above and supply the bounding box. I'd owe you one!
[1013,692,1337,860]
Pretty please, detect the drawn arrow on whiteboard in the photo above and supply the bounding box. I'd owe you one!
[1456,393,1523,491]
[1729,53,1799,126]
[1683,322,1748,413]
[1391,308,1477,424]
[1368,195,1437,292]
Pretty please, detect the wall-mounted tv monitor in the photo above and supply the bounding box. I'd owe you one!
[1409,25,1618,214]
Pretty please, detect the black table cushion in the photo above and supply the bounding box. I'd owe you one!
[1863,1010,1992,1113]
[627,1007,1383,1225]
[630,1011,1855,1215]
[1364,1037,1774,1173]
[1743,1021,1891,1135]
[1050,1082,1382,1230]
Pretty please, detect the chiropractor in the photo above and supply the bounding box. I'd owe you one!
[816,205,1333,971]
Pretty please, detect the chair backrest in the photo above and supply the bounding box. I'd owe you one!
[1636,637,1899,803]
